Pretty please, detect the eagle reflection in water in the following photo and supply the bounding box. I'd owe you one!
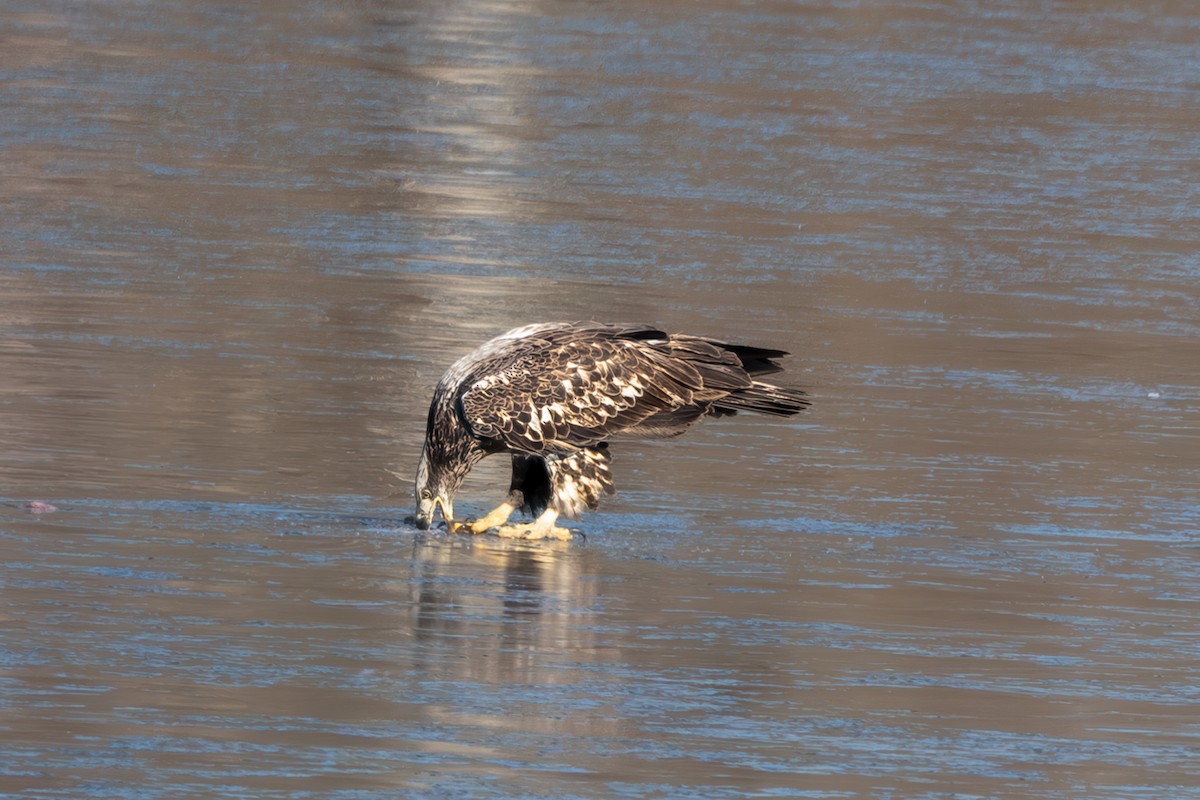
[414,321,808,539]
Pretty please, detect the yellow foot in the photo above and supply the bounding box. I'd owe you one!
[491,522,576,541]
[463,502,517,534]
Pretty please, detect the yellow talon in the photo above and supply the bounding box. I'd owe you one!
[490,509,576,541]
[465,501,518,534]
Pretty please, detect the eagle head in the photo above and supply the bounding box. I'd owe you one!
[413,445,459,530]
[413,393,485,530]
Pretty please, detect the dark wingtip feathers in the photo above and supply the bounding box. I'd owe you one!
[705,341,790,377]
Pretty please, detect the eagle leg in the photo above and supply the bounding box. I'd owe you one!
[463,501,518,534]
[492,508,575,541]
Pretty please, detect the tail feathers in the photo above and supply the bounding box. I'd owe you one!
[640,332,807,418]
[712,342,789,377]
[714,381,810,417]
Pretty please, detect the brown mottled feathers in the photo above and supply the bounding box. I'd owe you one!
[415,321,809,527]
[456,322,807,457]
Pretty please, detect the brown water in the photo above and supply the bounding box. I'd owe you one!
[3,1,1200,798]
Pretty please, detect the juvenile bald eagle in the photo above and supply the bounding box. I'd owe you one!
[414,321,809,539]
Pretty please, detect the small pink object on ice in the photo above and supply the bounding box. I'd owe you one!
[22,501,58,514]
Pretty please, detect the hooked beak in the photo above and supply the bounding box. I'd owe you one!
[415,496,453,530]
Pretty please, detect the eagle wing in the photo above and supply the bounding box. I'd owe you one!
[458,333,751,455]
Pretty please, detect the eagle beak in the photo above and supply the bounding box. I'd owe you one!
[415,495,453,530]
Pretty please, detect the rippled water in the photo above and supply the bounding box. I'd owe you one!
[3,1,1199,798]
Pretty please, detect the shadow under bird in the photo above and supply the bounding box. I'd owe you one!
[414,321,809,539]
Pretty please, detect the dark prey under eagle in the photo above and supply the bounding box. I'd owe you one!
[414,321,809,539]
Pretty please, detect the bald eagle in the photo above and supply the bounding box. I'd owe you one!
[414,321,809,539]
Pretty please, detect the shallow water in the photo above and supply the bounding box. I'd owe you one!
[3,1,1200,798]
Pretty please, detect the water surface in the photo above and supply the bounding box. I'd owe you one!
[3,1,1199,798]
